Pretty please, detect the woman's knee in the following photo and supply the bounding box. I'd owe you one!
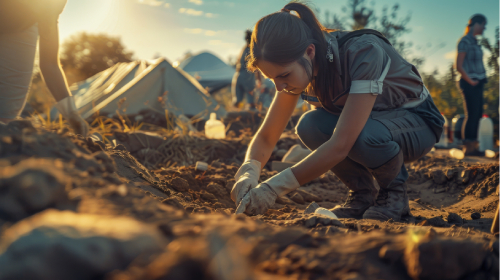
[295,110,331,150]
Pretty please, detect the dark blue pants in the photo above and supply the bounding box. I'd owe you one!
[459,78,485,141]
[295,107,437,185]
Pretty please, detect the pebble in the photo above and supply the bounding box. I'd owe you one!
[470,212,481,220]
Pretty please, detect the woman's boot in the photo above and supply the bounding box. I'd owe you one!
[363,150,410,221]
[330,157,378,219]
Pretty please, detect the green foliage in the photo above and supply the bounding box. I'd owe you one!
[60,32,134,80]
[320,0,422,67]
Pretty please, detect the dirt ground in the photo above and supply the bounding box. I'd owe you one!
[0,119,498,280]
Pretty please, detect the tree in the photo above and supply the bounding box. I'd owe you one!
[320,0,422,67]
[60,32,134,80]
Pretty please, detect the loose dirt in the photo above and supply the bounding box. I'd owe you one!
[0,119,498,280]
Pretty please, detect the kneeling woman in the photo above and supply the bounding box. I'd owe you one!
[231,2,444,221]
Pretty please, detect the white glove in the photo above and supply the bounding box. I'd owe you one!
[231,159,261,206]
[55,96,89,137]
[236,167,300,215]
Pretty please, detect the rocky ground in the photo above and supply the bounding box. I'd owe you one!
[0,119,498,280]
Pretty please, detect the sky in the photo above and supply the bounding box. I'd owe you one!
[58,0,499,77]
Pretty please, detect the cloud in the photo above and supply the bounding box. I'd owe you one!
[183,28,226,36]
[138,0,168,7]
[444,51,457,60]
[179,8,204,16]
[184,28,203,34]
[189,0,203,5]
[208,40,236,48]
[205,13,217,18]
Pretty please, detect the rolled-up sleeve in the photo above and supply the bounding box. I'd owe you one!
[347,42,390,95]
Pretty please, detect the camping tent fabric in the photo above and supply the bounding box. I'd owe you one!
[177,52,235,93]
[52,58,226,120]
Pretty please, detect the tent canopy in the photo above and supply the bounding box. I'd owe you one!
[52,58,226,120]
[176,52,235,93]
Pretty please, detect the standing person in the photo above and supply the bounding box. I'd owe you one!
[456,14,488,156]
[232,30,256,109]
[230,2,444,221]
[0,0,88,136]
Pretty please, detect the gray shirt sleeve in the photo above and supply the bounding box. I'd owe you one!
[347,41,390,95]
[457,37,468,53]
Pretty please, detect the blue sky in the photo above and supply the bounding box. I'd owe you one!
[58,0,499,77]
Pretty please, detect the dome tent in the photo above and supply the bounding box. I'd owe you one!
[176,52,235,93]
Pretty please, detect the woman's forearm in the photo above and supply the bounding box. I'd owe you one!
[40,63,71,102]
[245,133,277,169]
[291,139,347,185]
[457,67,476,85]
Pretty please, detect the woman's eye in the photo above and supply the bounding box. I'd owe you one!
[281,73,290,78]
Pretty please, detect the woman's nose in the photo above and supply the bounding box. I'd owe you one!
[275,82,287,92]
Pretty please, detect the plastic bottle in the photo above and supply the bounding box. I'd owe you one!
[478,114,494,152]
[436,113,448,148]
[205,113,226,139]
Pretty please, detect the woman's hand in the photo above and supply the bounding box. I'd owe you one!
[468,79,479,86]
[231,160,261,206]
[235,168,299,215]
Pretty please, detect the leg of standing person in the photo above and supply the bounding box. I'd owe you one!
[460,79,484,154]
[0,24,38,123]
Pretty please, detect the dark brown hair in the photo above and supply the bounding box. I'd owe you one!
[246,2,338,103]
[465,14,487,35]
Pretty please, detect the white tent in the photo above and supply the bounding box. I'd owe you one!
[53,58,226,120]
[176,52,235,93]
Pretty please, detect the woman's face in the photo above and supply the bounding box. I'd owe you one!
[256,44,315,95]
[473,21,486,35]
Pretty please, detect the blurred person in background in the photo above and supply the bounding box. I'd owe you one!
[0,0,88,136]
[455,14,487,156]
[232,30,256,109]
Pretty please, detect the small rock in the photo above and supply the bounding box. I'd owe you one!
[471,212,481,220]
[169,177,190,192]
[304,216,317,228]
[210,161,222,168]
[161,197,184,210]
[427,216,447,227]
[304,202,320,214]
[297,189,322,202]
[200,191,217,202]
[290,193,305,204]
[447,213,463,225]
[431,170,447,185]
[225,179,235,192]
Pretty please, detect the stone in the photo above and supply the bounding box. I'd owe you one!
[169,177,189,192]
[290,192,305,204]
[297,189,322,202]
[304,202,320,214]
[426,216,447,227]
[471,212,481,220]
[0,210,165,280]
[431,170,447,185]
[447,213,463,225]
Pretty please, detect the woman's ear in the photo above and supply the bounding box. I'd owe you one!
[306,44,315,60]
